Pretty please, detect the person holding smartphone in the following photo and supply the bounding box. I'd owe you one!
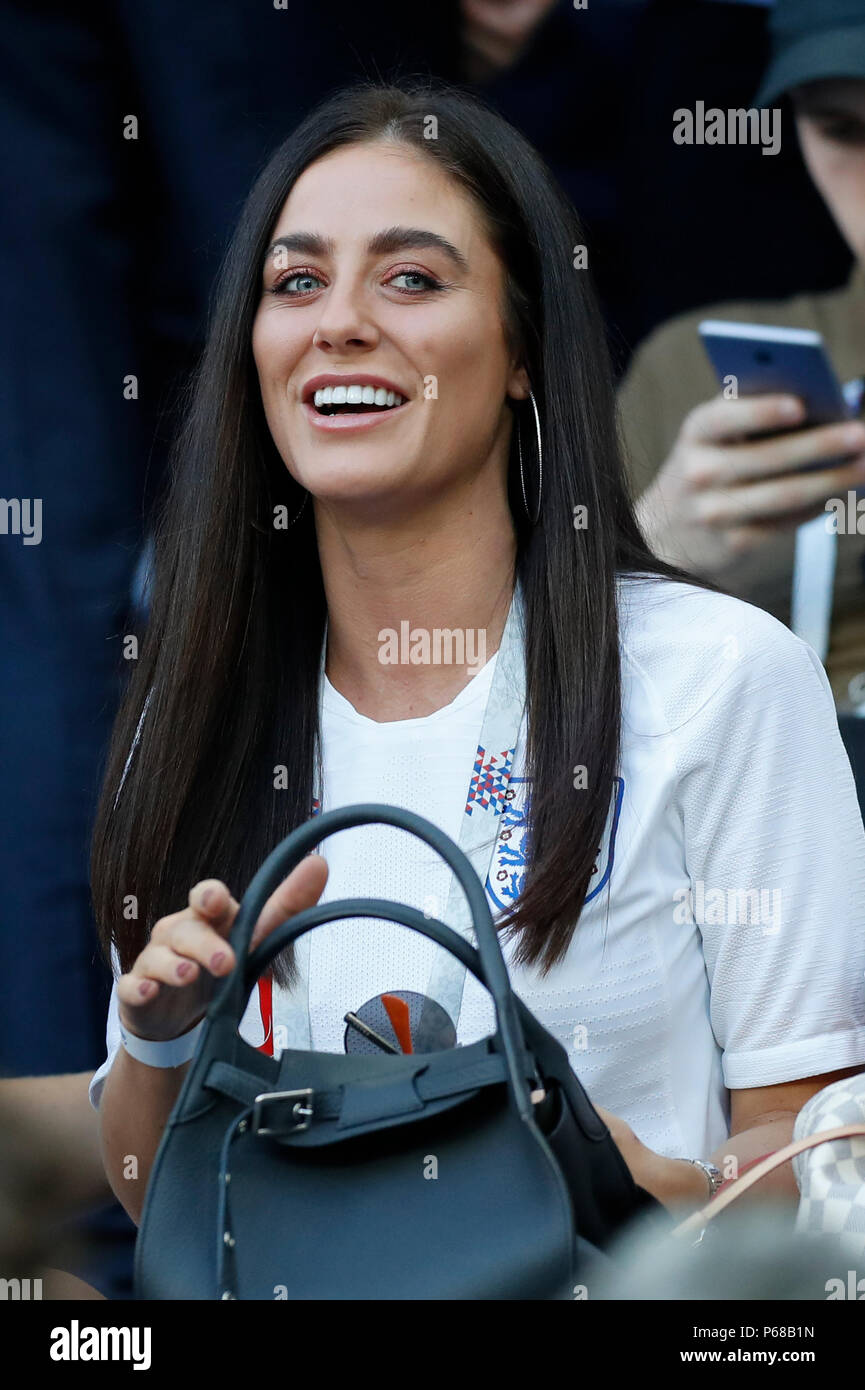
[619,0,865,713]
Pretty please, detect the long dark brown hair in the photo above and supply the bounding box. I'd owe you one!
[90,78,703,988]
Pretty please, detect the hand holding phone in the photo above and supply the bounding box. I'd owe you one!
[699,320,855,465]
[633,321,865,577]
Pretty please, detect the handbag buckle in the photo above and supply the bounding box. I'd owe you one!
[252,1088,314,1137]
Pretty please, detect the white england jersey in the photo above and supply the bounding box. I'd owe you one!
[90,577,865,1161]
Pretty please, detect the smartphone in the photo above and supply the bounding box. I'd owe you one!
[698,319,853,469]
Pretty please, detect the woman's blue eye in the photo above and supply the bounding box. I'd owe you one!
[389,271,437,291]
[271,269,439,296]
[275,272,323,294]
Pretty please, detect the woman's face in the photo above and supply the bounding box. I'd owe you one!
[252,141,528,519]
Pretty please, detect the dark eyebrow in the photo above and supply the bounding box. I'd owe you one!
[264,225,469,273]
[367,226,469,272]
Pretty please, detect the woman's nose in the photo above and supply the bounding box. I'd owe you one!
[311,283,380,353]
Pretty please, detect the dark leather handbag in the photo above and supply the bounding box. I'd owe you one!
[135,804,659,1300]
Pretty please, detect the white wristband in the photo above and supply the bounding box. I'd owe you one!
[119,1019,204,1067]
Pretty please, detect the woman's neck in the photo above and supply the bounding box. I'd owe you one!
[316,500,518,724]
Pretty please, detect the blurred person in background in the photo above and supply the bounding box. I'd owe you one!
[0,1079,108,1298]
[612,0,852,352]
[619,0,865,726]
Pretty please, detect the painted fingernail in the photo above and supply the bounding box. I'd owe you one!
[211,951,227,971]
[176,961,193,979]
[139,980,156,997]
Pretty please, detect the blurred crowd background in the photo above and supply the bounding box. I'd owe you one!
[1,0,862,1296]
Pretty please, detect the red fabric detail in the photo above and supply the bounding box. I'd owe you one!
[256,975,274,1056]
[381,993,413,1054]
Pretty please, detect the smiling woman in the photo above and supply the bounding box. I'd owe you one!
[87,79,865,1233]
[251,138,533,542]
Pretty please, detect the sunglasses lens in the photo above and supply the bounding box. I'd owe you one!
[344,990,457,1054]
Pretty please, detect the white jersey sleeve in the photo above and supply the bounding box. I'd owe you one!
[668,597,865,1087]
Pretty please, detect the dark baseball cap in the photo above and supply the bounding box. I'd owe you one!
[755,0,865,107]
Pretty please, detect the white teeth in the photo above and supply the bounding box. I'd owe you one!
[311,383,406,410]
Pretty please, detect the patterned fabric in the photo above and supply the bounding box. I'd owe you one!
[793,1072,865,1257]
[466,745,516,815]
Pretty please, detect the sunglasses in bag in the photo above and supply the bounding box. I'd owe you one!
[135,803,661,1300]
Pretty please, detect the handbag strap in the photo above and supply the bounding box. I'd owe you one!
[672,1123,865,1239]
[203,1048,536,1119]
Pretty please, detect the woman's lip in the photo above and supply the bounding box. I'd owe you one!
[301,399,410,431]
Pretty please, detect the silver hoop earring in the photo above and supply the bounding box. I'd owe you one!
[287,489,309,527]
[517,389,543,525]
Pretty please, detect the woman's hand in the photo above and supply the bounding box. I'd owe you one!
[116,854,329,1043]
[594,1104,709,1213]
[636,392,865,577]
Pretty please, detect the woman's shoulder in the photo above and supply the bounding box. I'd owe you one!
[615,571,829,738]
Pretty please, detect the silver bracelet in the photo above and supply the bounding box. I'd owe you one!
[119,1018,204,1067]
[676,1158,723,1246]
[679,1156,724,1201]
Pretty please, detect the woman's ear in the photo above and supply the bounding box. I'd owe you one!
[507,361,531,402]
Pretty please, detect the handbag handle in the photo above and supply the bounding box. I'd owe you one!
[208,802,536,1122]
[244,905,614,1143]
[244,899,489,996]
[242,897,569,1086]
[672,1123,865,1239]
